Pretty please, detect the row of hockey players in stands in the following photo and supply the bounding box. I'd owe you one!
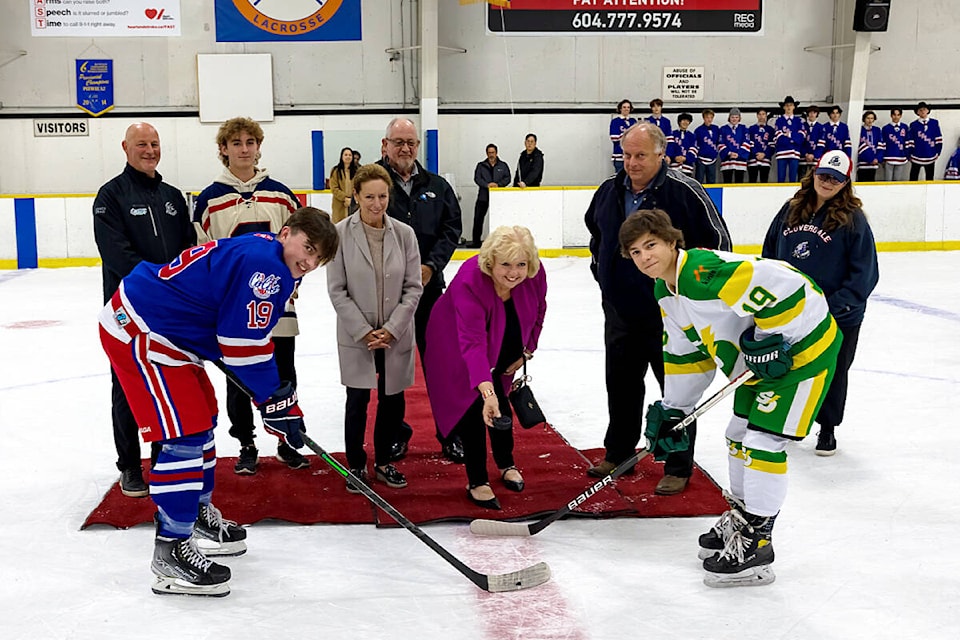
[611,97,952,184]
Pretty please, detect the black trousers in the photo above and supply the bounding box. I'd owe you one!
[472,196,489,245]
[601,300,697,477]
[721,169,745,183]
[226,336,296,447]
[111,369,161,471]
[816,324,861,429]
[858,167,877,182]
[798,163,815,181]
[747,166,770,183]
[452,390,515,488]
[910,162,935,181]
[344,349,406,469]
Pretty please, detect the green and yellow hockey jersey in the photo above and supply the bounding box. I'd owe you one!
[654,248,841,412]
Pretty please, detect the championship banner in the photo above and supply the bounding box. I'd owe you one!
[215,0,362,42]
[76,59,114,117]
[31,0,181,37]
[487,0,763,35]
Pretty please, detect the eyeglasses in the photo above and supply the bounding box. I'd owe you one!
[816,173,846,186]
[387,138,419,149]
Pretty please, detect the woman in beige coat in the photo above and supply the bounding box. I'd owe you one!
[328,147,357,223]
[327,163,423,491]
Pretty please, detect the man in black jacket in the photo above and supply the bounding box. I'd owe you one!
[93,122,194,497]
[584,122,731,495]
[469,143,511,248]
[377,118,465,462]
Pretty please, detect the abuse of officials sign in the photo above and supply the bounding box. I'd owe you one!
[662,66,704,102]
[487,0,763,35]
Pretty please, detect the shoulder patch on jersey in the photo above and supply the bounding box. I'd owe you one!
[252,233,274,241]
[249,272,282,300]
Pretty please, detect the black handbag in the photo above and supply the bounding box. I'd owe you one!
[509,360,546,429]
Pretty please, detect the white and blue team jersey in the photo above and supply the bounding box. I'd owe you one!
[99,233,297,404]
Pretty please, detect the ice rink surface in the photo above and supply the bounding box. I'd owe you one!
[1,252,959,639]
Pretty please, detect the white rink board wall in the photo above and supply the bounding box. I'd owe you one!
[3,184,960,266]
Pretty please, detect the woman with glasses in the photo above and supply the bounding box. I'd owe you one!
[761,150,879,456]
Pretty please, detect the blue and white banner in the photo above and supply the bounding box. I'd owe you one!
[215,0,362,42]
[76,59,114,117]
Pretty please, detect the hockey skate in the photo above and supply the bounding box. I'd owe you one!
[193,503,247,557]
[702,513,777,588]
[152,535,231,597]
[697,494,747,560]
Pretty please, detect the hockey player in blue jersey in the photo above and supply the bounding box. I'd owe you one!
[99,206,339,597]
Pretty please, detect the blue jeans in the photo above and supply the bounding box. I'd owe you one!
[777,158,799,183]
[613,160,624,173]
[695,161,717,184]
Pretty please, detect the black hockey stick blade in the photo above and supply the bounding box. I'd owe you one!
[209,360,551,592]
[301,433,551,592]
[469,369,755,537]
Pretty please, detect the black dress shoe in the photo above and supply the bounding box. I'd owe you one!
[442,437,466,464]
[467,485,501,510]
[500,466,524,492]
[388,441,409,462]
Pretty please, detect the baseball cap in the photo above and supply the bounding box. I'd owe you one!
[815,150,852,182]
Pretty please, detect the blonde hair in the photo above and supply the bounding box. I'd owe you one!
[478,226,540,278]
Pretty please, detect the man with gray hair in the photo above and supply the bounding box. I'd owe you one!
[377,117,465,463]
[584,122,731,495]
[93,122,194,497]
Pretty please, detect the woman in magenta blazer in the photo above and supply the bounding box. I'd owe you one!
[424,226,547,510]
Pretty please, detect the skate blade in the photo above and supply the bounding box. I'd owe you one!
[703,565,775,588]
[152,576,231,597]
[193,538,247,557]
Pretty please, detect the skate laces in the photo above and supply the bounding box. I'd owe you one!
[712,508,747,540]
[201,504,235,542]
[178,537,214,571]
[718,528,749,565]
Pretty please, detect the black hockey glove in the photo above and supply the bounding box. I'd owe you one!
[739,329,793,379]
[259,381,305,449]
[644,401,689,462]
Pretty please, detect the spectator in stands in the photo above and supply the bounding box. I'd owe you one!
[719,107,749,183]
[818,105,852,159]
[908,101,942,181]
[514,133,544,188]
[194,116,308,475]
[423,226,547,510]
[881,108,909,181]
[774,95,804,183]
[327,163,423,492]
[94,122,194,497]
[470,143,512,248]
[668,112,696,176]
[646,98,673,140]
[799,105,822,180]
[747,108,775,183]
[377,117,465,464]
[584,122,731,495]
[610,99,637,173]
[945,138,960,180]
[329,147,357,223]
[762,150,879,457]
[694,109,721,184]
[857,111,883,182]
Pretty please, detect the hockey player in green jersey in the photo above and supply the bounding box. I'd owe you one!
[618,208,841,587]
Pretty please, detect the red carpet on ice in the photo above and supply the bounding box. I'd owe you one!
[83,366,727,530]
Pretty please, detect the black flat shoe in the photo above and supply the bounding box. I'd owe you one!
[467,484,501,510]
[500,466,525,492]
[442,438,466,464]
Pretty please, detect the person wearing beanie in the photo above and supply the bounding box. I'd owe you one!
[719,107,749,183]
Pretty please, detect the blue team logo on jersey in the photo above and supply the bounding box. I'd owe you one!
[249,272,282,299]
[792,241,811,260]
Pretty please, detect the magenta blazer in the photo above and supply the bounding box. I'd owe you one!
[424,255,547,438]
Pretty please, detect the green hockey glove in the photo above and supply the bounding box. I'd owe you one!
[644,401,690,462]
[739,329,793,379]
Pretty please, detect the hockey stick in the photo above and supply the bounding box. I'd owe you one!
[469,369,755,537]
[212,361,551,593]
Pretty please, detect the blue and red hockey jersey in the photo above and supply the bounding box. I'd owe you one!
[747,123,775,168]
[718,123,750,172]
[667,128,697,175]
[908,118,943,165]
[818,121,852,158]
[774,115,805,161]
[609,116,637,162]
[99,233,297,403]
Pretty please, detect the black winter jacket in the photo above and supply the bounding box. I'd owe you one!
[585,161,731,325]
[378,158,462,290]
[513,148,544,187]
[93,164,193,302]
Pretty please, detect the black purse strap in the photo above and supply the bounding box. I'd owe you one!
[512,357,530,392]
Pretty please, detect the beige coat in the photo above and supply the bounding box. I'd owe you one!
[326,213,423,395]
[328,167,354,223]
